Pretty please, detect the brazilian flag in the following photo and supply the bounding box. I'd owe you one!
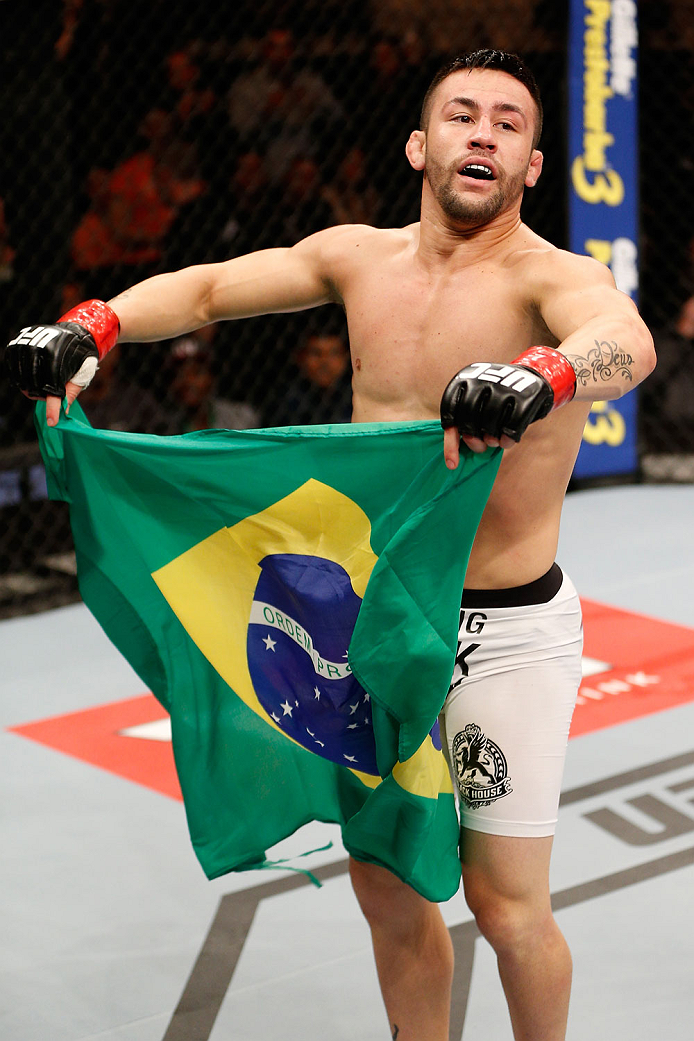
[36,404,501,901]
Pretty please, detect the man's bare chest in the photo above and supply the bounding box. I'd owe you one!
[341,262,548,412]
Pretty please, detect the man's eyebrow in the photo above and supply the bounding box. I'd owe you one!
[444,96,527,122]
[446,95,478,110]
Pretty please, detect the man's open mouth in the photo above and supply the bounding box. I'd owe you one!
[459,162,495,181]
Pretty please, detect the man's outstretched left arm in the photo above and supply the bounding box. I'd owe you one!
[537,253,655,401]
[440,253,655,464]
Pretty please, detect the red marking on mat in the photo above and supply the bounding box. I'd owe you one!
[8,695,182,800]
[8,599,694,797]
[571,599,694,737]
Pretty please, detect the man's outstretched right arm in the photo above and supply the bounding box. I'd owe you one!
[111,238,337,343]
[4,232,339,425]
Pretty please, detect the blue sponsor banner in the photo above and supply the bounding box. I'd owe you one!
[568,0,639,478]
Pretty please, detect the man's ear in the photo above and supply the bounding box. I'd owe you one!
[406,130,426,171]
[525,149,543,188]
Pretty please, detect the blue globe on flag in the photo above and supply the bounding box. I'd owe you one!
[247,553,378,774]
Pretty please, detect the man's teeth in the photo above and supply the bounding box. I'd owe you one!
[461,163,494,180]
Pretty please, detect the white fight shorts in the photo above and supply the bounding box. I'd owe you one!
[441,563,583,838]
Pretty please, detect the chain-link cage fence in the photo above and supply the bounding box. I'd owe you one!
[638,1,694,478]
[0,0,691,616]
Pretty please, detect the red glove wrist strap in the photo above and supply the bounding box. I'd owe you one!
[58,299,120,360]
[512,346,576,410]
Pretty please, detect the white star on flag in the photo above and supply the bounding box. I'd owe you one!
[350,702,359,714]
[281,700,293,716]
[263,634,277,651]
[343,754,358,763]
[314,687,321,699]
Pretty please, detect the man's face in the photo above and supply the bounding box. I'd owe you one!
[170,357,213,409]
[298,336,348,388]
[415,69,542,228]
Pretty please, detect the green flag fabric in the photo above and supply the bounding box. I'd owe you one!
[36,403,501,901]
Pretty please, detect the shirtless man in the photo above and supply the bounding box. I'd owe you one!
[5,50,654,1041]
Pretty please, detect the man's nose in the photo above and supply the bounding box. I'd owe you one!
[468,117,496,150]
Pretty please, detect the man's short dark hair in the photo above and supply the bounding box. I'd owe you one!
[419,50,544,148]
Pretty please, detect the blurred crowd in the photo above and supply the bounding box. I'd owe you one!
[0,0,569,441]
[0,0,693,444]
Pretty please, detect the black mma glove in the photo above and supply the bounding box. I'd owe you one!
[440,346,577,443]
[4,299,120,399]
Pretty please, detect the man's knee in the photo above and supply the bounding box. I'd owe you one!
[460,831,557,953]
[464,874,554,954]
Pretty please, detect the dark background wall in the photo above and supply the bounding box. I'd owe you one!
[1,0,692,615]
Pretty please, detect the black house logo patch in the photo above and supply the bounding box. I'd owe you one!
[451,723,513,809]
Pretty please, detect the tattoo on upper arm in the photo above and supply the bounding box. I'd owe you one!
[392,1026,399,1040]
[111,288,134,302]
[566,340,634,386]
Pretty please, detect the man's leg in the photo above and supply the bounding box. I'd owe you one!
[349,856,454,1041]
[461,830,571,1041]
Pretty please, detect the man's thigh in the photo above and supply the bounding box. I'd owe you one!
[460,830,555,907]
[349,856,441,930]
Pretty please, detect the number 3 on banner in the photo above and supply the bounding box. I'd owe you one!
[582,401,626,447]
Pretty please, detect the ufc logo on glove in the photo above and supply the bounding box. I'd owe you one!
[8,327,62,351]
[462,363,541,393]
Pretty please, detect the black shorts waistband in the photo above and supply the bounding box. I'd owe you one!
[461,563,564,608]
